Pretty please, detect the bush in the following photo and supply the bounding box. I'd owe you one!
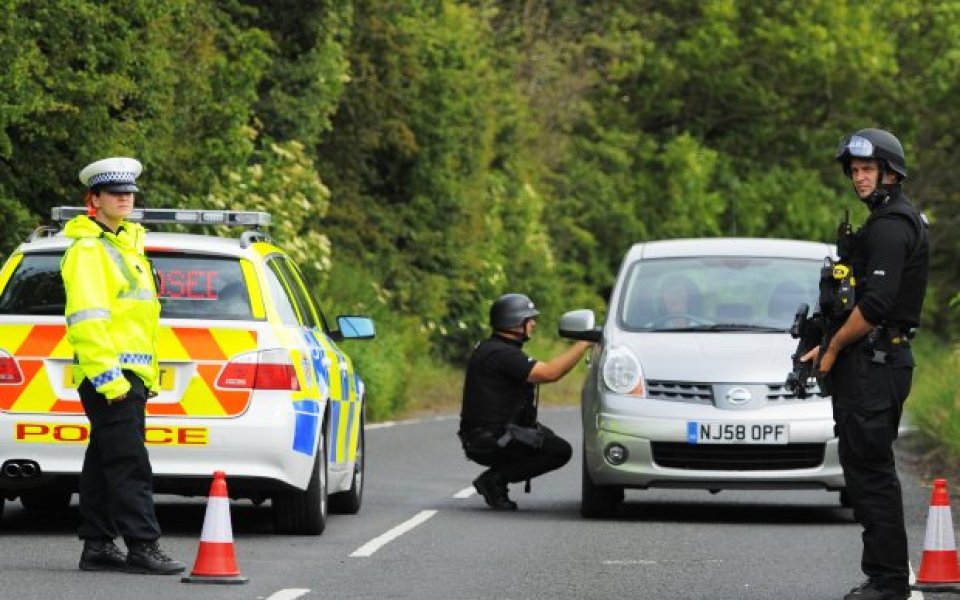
[906,336,960,458]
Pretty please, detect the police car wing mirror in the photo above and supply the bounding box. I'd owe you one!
[558,309,602,342]
[334,315,376,341]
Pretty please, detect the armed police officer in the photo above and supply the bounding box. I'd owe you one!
[803,129,929,600]
[459,293,593,510]
[63,157,185,575]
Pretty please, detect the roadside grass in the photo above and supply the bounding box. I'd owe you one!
[905,336,960,458]
[400,334,592,419]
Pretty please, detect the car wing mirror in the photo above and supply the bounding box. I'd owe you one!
[558,309,602,342]
[333,315,376,341]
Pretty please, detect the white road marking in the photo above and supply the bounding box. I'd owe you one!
[453,486,475,498]
[350,510,438,558]
[265,589,311,600]
[909,562,925,599]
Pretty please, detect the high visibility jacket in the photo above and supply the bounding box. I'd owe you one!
[61,215,160,400]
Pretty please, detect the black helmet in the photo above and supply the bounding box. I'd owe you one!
[490,293,540,330]
[835,128,907,180]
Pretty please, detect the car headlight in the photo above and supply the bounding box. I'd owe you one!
[601,345,644,396]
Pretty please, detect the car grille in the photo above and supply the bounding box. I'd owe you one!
[645,381,826,404]
[645,381,713,404]
[766,383,825,402]
[651,442,825,470]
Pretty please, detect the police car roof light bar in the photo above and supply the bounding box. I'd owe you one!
[51,206,272,228]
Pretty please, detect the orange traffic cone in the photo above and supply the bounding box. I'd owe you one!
[913,478,960,592]
[181,471,248,585]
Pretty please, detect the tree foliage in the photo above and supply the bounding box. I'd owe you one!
[2,0,960,416]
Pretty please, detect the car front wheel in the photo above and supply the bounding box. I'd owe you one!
[580,451,624,518]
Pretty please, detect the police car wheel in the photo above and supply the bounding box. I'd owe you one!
[19,488,72,513]
[330,415,364,515]
[580,451,623,519]
[272,428,329,535]
[0,495,4,521]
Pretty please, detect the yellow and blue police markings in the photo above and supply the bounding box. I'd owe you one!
[303,328,362,465]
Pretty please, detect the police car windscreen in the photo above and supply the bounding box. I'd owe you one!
[0,253,66,315]
[149,253,253,320]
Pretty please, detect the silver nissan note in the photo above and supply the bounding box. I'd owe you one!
[559,238,846,517]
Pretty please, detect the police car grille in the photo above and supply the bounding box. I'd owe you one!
[645,381,713,404]
[765,383,825,402]
[651,443,825,470]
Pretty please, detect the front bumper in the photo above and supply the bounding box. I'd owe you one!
[583,395,845,491]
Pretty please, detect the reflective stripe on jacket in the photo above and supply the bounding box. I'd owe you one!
[61,215,160,400]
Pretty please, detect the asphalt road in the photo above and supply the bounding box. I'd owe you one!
[0,407,944,600]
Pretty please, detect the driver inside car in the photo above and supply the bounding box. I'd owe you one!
[648,274,703,329]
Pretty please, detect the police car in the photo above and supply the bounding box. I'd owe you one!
[0,207,374,534]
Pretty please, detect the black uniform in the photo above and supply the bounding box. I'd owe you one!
[77,370,161,543]
[459,334,572,485]
[832,186,928,593]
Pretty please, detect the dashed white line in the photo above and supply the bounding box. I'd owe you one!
[453,486,475,499]
[265,589,311,600]
[350,510,438,557]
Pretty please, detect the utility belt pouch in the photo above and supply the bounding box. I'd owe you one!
[458,428,501,455]
[498,423,545,449]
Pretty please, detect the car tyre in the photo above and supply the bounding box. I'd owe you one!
[330,415,364,515]
[19,488,72,513]
[581,451,623,518]
[273,428,328,535]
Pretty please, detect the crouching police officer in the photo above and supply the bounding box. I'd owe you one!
[63,157,185,574]
[804,129,929,600]
[459,293,594,510]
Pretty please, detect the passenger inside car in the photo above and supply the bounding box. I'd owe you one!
[766,281,808,327]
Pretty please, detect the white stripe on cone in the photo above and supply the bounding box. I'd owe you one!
[923,506,957,552]
[199,497,234,544]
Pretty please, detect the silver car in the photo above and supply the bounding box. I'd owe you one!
[559,238,846,517]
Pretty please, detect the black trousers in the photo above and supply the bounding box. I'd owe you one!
[833,346,914,592]
[77,371,161,543]
[465,425,572,484]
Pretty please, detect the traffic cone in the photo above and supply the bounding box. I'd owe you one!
[912,478,960,592]
[181,470,248,584]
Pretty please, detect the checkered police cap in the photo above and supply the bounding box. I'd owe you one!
[79,157,142,193]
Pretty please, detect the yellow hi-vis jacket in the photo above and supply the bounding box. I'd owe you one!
[61,215,160,401]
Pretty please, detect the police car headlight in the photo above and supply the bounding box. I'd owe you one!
[601,345,644,396]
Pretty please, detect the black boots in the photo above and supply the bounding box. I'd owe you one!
[843,580,909,600]
[473,471,518,511]
[124,540,186,575]
[81,539,185,574]
[79,539,127,572]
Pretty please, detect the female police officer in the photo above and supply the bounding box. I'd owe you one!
[63,157,184,574]
[804,129,929,600]
[459,293,593,510]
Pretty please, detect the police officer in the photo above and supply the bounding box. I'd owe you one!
[804,129,929,600]
[63,157,185,574]
[459,293,593,510]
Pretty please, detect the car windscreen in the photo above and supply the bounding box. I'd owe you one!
[619,256,821,332]
[0,251,253,320]
[0,253,67,315]
[151,252,253,320]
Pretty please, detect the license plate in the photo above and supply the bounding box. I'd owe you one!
[64,366,176,391]
[687,421,789,444]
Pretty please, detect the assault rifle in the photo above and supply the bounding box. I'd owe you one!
[785,302,829,399]
[785,212,857,399]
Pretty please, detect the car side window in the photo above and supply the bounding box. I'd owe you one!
[264,258,301,327]
[270,258,320,329]
[283,258,331,332]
